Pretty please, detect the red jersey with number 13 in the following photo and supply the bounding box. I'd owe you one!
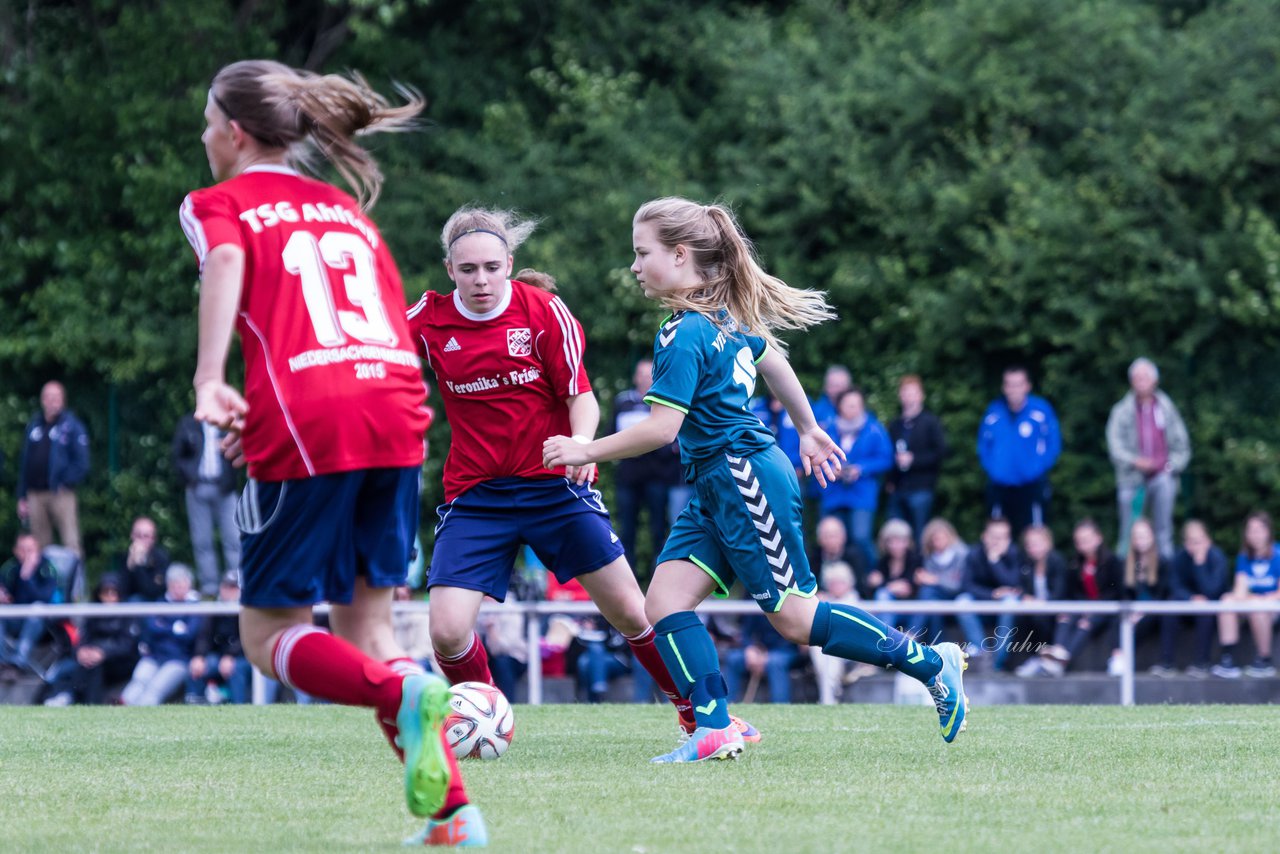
[179,165,427,482]
[407,281,590,501]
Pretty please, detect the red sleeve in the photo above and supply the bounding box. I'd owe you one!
[538,295,591,399]
[179,188,243,272]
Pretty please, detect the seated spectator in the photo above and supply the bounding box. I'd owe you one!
[866,519,920,633]
[479,595,528,703]
[807,515,868,591]
[1121,519,1172,675]
[121,564,202,705]
[1212,511,1280,678]
[117,516,171,602]
[185,571,250,704]
[959,516,1023,670]
[724,611,801,704]
[914,518,984,650]
[1167,520,1230,677]
[1011,525,1068,670]
[819,388,893,568]
[0,532,60,678]
[43,574,139,706]
[391,584,433,674]
[573,616,631,704]
[809,561,876,704]
[1033,519,1123,676]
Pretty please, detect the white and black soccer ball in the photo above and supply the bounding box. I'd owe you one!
[444,681,514,759]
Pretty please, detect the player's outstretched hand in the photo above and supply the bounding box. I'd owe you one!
[799,427,845,488]
[543,435,593,471]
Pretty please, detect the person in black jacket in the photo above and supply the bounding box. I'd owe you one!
[42,574,139,705]
[1009,524,1069,672]
[115,516,171,602]
[959,516,1023,670]
[884,375,948,548]
[1122,518,1174,675]
[185,571,250,703]
[1166,520,1230,677]
[1034,519,1124,676]
[172,413,240,598]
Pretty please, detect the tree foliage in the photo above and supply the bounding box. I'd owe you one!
[2,0,1278,576]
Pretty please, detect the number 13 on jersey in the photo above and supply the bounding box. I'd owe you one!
[282,230,397,348]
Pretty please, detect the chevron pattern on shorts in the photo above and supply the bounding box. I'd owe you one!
[726,454,794,589]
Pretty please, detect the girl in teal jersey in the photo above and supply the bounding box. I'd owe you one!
[545,197,969,761]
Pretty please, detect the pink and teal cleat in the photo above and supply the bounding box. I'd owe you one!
[404,804,488,848]
[653,725,745,763]
[927,642,969,743]
[397,673,454,818]
[678,713,760,744]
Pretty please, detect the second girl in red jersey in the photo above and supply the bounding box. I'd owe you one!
[407,206,757,743]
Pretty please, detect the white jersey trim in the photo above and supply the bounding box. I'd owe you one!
[242,164,301,177]
[548,296,583,396]
[178,194,209,271]
[240,311,317,477]
[452,281,513,322]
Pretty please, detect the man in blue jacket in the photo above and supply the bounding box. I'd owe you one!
[16,382,90,557]
[977,367,1061,537]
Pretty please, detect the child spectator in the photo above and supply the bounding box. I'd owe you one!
[1168,520,1230,677]
[1121,519,1172,675]
[1012,525,1068,670]
[1212,511,1280,678]
[1033,519,1123,676]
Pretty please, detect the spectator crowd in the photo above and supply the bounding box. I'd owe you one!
[3,357,1278,706]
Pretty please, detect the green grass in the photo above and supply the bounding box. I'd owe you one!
[1,703,1276,852]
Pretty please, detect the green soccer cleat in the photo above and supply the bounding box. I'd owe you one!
[398,673,454,818]
[927,642,969,744]
[404,803,488,848]
[652,725,744,763]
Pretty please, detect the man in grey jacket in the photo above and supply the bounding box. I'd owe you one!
[1105,358,1191,560]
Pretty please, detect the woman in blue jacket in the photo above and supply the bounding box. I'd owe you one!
[819,388,892,568]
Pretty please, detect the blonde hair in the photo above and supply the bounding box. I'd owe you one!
[633,197,835,352]
[921,518,959,557]
[439,207,555,291]
[1124,518,1159,588]
[211,60,422,210]
[877,518,914,554]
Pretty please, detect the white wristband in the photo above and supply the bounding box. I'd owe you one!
[571,435,591,445]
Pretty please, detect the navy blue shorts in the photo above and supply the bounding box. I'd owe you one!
[236,467,421,608]
[429,477,625,601]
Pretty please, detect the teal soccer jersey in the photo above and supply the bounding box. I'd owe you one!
[643,312,774,478]
[645,311,817,611]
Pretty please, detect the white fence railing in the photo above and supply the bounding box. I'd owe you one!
[7,599,1280,707]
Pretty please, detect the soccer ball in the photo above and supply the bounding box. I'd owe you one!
[444,681,514,759]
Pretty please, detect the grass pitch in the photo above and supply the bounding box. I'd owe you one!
[1,703,1275,852]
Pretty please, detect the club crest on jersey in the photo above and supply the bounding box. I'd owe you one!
[507,328,532,357]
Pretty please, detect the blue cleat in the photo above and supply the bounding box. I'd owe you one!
[927,642,969,743]
[398,673,453,818]
[652,725,744,763]
[404,803,488,848]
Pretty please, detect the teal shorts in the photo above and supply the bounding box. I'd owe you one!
[656,444,817,613]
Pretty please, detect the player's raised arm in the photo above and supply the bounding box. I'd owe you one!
[192,243,249,432]
[543,402,685,469]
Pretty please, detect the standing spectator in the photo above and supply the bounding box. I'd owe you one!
[885,375,948,545]
[807,515,868,590]
[724,611,801,704]
[1035,519,1124,676]
[172,413,241,597]
[1168,520,1230,677]
[120,564,202,706]
[610,359,683,579]
[16,381,90,557]
[915,518,985,650]
[811,365,852,426]
[959,517,1024,670]
[43,574,139,706]
[116,516,171,602]
[866,519,921,632]
[1212,511,1280,679]
[977,366,1060,536]
[186,571,251,704]
[820,388,893,568]
[1105,358,1191,560]
[0,532,60,677]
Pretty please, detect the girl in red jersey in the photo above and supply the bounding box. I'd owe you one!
[181,60,481,847]
[407,206,757,745]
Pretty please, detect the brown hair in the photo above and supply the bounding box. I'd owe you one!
[898,374,923,392]
[1243,511,1274,560]
[211,59,423,209]
[633,197,835,352]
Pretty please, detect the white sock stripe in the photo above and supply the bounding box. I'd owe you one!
[624,626,655,643]
[274,625,323,689]
[387,659,426,677]
[436,631,477,662]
